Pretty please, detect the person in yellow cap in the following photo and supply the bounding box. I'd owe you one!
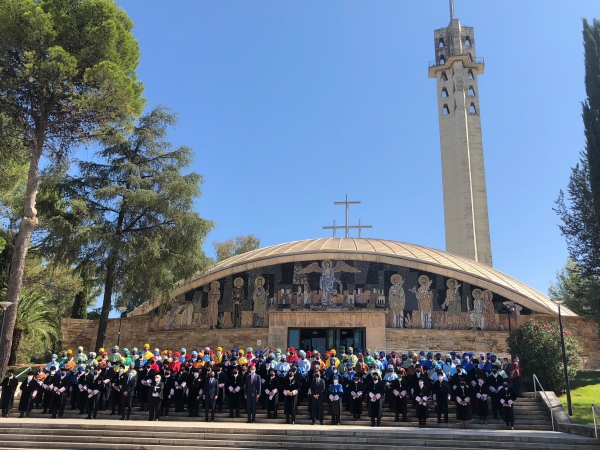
[237,350,247,366]
[65,350,76,371]
[143,346,153,361]
[215,347,223,364]
[326,351,340,369]
[96,348,105,361]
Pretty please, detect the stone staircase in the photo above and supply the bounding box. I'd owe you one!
[0,420,597,450]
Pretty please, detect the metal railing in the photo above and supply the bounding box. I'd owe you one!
[592,404,600,438]
[533,374,555,432]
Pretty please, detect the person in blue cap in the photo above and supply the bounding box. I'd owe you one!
[423,351,434,370]
[327,375,344,425]
[44,354,60,372]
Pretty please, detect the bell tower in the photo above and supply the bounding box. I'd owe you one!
[428,1,493,266]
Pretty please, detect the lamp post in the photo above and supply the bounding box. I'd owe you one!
[0,301,13,348]
[553,298,573,416]
[117,306,127,347]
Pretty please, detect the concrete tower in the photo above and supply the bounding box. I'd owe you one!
[428,1,493,266]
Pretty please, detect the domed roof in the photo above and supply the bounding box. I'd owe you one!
[132,238,573,317]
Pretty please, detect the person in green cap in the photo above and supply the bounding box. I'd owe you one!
[57,350,68,365]
[123,349,134,366]
[108,346,122,364]
[364,349,374,365]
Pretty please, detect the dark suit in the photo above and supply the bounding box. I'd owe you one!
[308,377,325,424]
[244,373,261,422]
[148,380,164,421]
[203,377,219,421]
[120,374,137,419]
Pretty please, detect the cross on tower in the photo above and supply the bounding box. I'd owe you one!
[322,194,373,238]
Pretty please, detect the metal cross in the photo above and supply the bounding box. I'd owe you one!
[322,219,346,238]
[333,194,361,238]
[348,219,373,238]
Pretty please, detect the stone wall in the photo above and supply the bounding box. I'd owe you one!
[61,317,269,353]
[385,328,511,357]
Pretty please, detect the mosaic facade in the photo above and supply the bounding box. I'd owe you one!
[148,260,531,332]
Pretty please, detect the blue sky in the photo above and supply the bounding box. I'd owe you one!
[114,0,598,298]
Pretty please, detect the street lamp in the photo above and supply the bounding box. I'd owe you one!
[117,306,127,347]
[553,298,573,416]
[503,301,516,334]
[0,301,13,348]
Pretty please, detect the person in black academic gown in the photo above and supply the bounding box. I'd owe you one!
[1,369,19,417]
[367,373,385,427]
[500,379,516,429]
[473,375,489,424]
[413,378,430,428]
[350,377,365,421]
[432,372,451,424]
[390,375,409,422]
[454,379,472,429]
[282,371,300,424]
[264,369,280,419]
[18,371,38,418]
[227,367,243,418]
[50,366,71,418]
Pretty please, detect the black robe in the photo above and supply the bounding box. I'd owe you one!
[454,384,473,420]
[18,378,38,412]
[367,380,385,419]
[0,376,19,410]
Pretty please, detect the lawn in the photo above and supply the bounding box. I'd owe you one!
[558,370,600,425]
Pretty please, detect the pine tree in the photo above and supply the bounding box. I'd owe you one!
[0,0,144,377]
[47,106,213,350]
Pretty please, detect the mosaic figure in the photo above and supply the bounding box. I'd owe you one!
[441,279,461,327]
[482,289,496,330]
[298,260,360,306]
[469,288,484,329]
[231,277,244,328]
[253,276,268,327]
[410,275,433,329]
[163,299,179,330]
[388,274,406,328]
[207,281,221,329]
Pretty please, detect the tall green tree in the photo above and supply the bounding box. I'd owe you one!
[214,235,261,262]
[549,259,600,319]
[555,155,600,277]
[45,106,213,349]
[0,0,144,376]
[583,19,600,229]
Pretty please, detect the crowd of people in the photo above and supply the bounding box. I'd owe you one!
[0,345,521,429]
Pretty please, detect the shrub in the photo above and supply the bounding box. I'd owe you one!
[507,319,581,394]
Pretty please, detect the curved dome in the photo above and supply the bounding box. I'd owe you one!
[132,238,573,317]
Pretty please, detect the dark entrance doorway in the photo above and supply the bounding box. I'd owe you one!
[287,328,365,356]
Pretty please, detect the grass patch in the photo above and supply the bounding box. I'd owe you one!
[558,370,600,425]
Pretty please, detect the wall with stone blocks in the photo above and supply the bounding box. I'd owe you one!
[61,317,269,353]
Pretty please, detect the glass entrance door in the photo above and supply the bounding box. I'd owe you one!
[288,328,366,355]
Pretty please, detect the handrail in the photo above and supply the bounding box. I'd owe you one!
[533,374,555,432]
[592,404,600,438]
